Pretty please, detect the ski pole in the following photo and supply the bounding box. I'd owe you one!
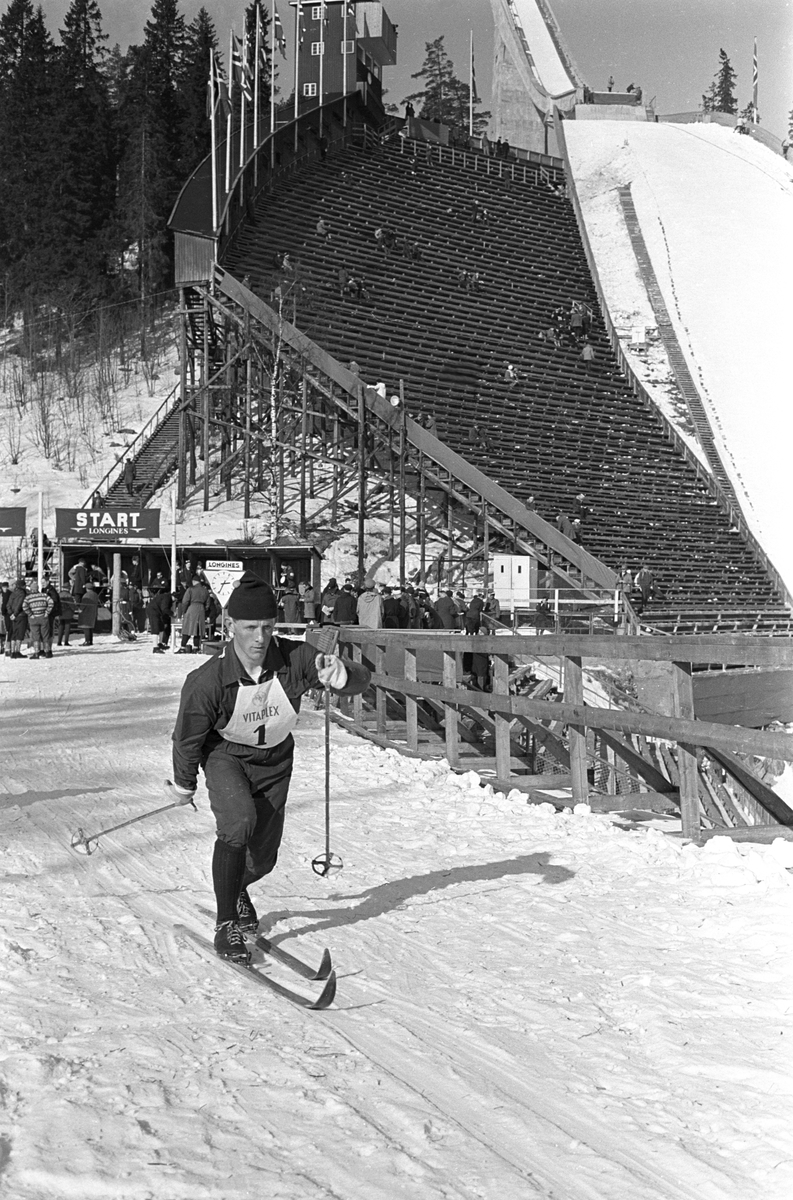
[312,628,343,877]
[70,781,196,855]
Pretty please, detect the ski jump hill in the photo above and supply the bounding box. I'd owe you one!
[490,0,793,601]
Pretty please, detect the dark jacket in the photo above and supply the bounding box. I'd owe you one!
[147,589,173,634]
[331,589,358,624]
[464,596,485,634]
[382,597,401,628]
[435,595,459,629]
[58,589,77,622]
[77,588,100,629]
[172,637,371,792]
[281,589,302,623]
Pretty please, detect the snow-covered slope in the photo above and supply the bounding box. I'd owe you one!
[564,120,793,594]
[511,0,576,97]
[2,639,792,1198]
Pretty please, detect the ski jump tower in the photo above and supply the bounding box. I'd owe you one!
[489,0,583,156]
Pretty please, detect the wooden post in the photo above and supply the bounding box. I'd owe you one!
[111,552,121,639]
[673,661,701,840]
[443,650,459,768]
[202,291,210,512]
[398,381,406,582]
[244,346,252,519]
[352,644,363,724]
[419,454,426,579]
[492,652,511,781]
[405,647,418,751]
[564,655,589,803]
[376,644,387,737]
[299,375,308,538]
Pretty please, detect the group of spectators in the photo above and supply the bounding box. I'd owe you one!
[1,571,96,659]
[317,577,502,634]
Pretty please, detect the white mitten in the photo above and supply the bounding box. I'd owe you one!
[315,654,348,690]
[165,780,196,805]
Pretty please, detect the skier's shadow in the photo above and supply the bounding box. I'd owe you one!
[268,852,573,942]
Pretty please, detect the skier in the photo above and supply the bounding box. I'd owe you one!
[169,573,370,962]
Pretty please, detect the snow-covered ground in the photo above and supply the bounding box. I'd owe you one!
[563,120,793,594]
[2,638,792,1199]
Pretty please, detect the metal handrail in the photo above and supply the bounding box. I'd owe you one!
[84,383,180,507]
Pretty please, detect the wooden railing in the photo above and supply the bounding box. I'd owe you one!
[329,628,793,843]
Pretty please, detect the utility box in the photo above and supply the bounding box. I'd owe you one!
[492,553,537,609]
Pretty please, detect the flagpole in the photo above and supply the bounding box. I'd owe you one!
[37,490,43,592]
[254,4,261,153]
[239,32,247,173]
[318,0,325,138]
[752,36,758,125]
[270,0,276,137]
[210,49,218,231]
[293,0,301,152]
[225,30,234,194]
[342,0,348,127]
[469,30,473,138]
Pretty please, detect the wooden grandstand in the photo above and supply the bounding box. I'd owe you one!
[101,93,790,635]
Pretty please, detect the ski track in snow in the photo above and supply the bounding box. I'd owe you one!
[1,641,792,1199]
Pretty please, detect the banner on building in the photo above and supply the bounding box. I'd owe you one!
[0,508,26,537]
[55,509,161,540]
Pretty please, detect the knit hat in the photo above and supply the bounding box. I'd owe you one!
[227,571,278,620]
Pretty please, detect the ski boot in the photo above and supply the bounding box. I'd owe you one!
[214,921,251,963]
[236,888,259,934]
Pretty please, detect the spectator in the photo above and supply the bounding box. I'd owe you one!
[435,590,459,629]
[76,582,100,647]
[0,580,9,656]
[464,593,485,634]
[123,459,136,496]
[69,557,88,600]
[6,580,28,658]
[571,518,583,545]
[331,583,358,626]
[504,363,518,385]
[43,575,60,649]
[301,582,318,625]
[356,581,383,629]
[147,586,172,654]
[338,266,351,296]
[281,585,302,625]
[418,589,442,629]
[607,75,614,92]
[483,592,501,626]
[316,217,331,240]
[404,100,415,119]
[129,582,146,633]
[580,341,596,370]
[502,139,511,159]
[56,586,76,646]
[321,578,340,623]
[556,512,576,540]
[179,576,210,653]
[453,591,468,626]
[22,581,54,660]
[634,564,655,612]
[381,586,401,629]
[403,585,421,629]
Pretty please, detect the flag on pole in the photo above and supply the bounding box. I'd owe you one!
[0,508,26,537]
[298,3,305,47]
[471,34,480,104]
[232,32,253,102]
[273,3,287,57]
[752,37,758,123]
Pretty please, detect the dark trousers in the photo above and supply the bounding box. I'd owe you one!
[80,628,94,645]
[203,736,293,887]
[57,621,72,645]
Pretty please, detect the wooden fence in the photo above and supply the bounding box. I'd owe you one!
[326,630,793,843]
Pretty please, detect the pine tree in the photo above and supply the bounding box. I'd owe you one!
[702,49,737,115]
[53,0,117,281]
[403,36,490,134]
[181,7,219,166]
[244,0,275,131]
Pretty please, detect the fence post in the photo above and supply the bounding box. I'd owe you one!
[564,655,589,803]
[443,650,459,768]
[405,647,418,751]
[492,653,511,782]
[352,644,363,724]
[376,644,386,737]
[672,661,701,840]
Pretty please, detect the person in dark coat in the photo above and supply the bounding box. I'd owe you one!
[381,587,401,629]
[179,577,210,653]
[43,577,61,652]
[320,579,339,625]
[0,581,10,656]
[281,586,302,625]
[148,587,173,653]
[123,459,136,495]
[435,590,459,629]
[69,558,88,600]
[77,582,100,646]
[464,594,485,635]
[331,583,357,626]
[556,512,576,540]
[7,581,28,657]
[57,587,77,646]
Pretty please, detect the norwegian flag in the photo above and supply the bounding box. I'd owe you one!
[273,3,288,58]
[232,32,253,102]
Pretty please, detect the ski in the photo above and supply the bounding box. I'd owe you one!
[174,924,337,1010]
[255,935,333,982]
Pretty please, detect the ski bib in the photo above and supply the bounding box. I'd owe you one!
[219,674,298,749]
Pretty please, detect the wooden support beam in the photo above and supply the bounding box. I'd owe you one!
[375,645,387,738]
[597,729,676,793]
[405,648,418,752]
[564,656,589,803]
[493,655,511,781]
[672,662,700,839]
[443,651,460,768]
[706,747,793,826]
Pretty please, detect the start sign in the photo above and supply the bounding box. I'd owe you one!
[203,563,244,608]
[56,508,160,539]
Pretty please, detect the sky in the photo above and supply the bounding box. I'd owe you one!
[35,0,792,137]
